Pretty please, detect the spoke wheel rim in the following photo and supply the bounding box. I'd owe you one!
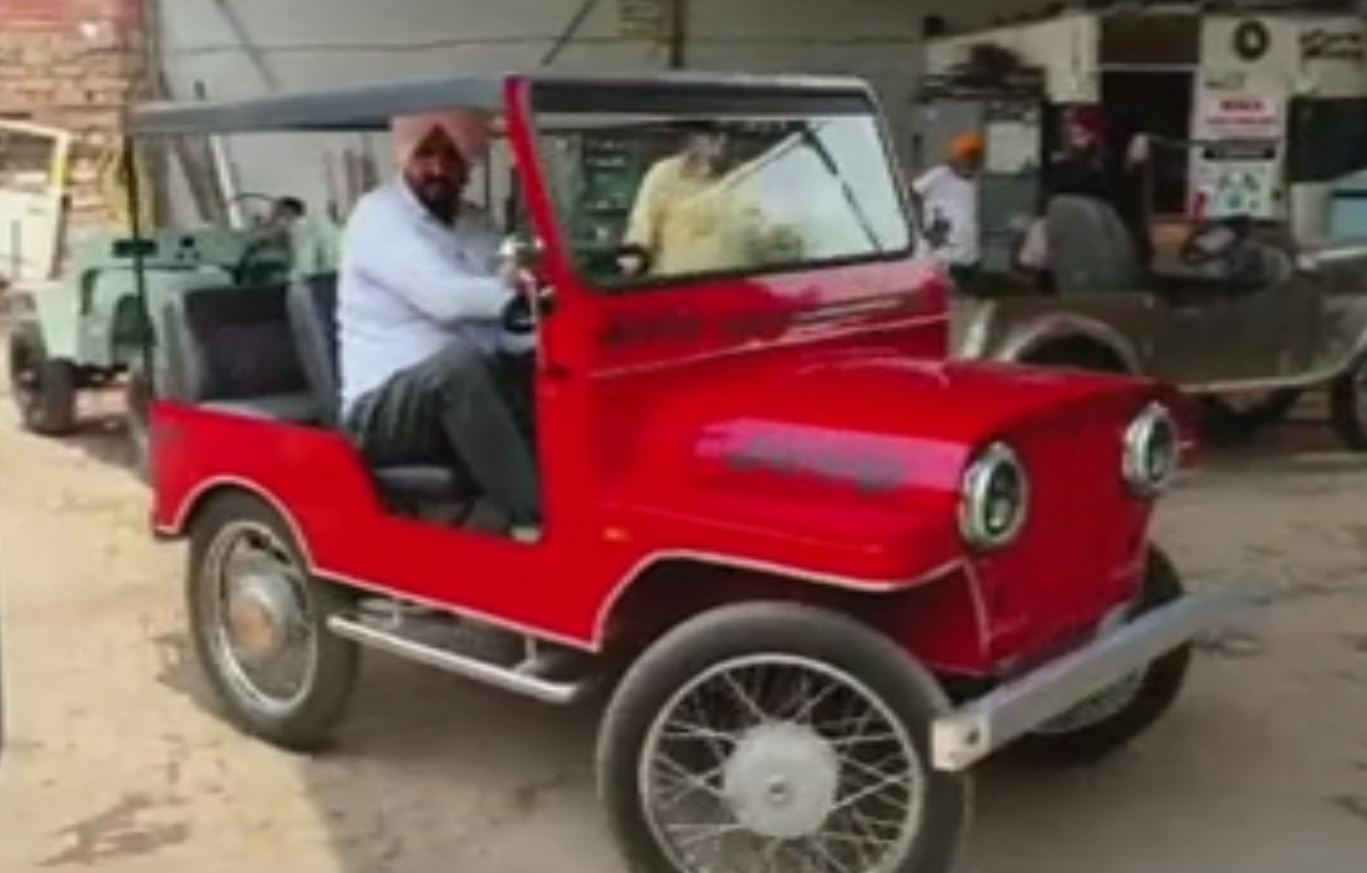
[202,521,318,715]
[639,654,926,873]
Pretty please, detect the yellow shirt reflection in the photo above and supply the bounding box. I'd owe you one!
[624,154,800,276]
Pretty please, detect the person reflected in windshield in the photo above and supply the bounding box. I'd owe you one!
[337,110,540,541]
[621,121,810,278]
[621,120,733,276]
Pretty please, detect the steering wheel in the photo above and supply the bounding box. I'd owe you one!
[615,243,654,278]
[1179,217,1251,269]
[578,242,655,280]
[232,234,290,285]
[226,192,291,284]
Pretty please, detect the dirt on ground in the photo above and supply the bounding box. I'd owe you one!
[1,375,1366,873]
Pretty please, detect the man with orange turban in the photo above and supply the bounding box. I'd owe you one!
[336,109,540,540]
[912,130,984,286]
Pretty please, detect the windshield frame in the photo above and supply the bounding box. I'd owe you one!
[526,80,917,294]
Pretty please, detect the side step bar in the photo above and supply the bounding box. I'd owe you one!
[327,615,592,706]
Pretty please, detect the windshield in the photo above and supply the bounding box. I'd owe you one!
[530,87,912,290]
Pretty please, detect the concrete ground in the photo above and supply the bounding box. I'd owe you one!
[1,380,1366,873]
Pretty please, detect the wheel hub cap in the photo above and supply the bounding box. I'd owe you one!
[722,722,839,839]
[225,564,301,664]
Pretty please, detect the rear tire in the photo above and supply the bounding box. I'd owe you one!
[1011,546,1191,766]
[7,321,77,435]
[1198,389,1301,443]
[1018,337,1132,376]
[124,361,152,483]
[186,491,359,751]
[597,601,971,873]
[1329,356,1367,451]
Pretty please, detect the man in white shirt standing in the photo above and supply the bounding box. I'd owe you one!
[337,110,539,539]
[912,132,983,287]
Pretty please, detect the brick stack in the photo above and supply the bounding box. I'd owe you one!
[0,0,147,232]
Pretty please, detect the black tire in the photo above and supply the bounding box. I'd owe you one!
[597,601,971,873]
[1019,337,1132,375]
[1011,546,1192,766]
[1329,356,1367,451]
[186,491,359,751]
[1197,389,1301,443]
[124,362,152,483]
[7,320,78,435]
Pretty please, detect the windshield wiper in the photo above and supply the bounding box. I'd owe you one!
[799,123,885,253]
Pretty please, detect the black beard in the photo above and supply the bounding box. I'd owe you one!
[413,180,459,224]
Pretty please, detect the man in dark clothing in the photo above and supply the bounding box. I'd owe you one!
[1041,105,1153,263]
[1020,105,1154,285]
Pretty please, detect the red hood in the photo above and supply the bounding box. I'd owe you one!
[610,349,1189,526]
[597,349,1187,663]
[727,352,1162,444]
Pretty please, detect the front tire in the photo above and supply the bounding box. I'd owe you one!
[597,602,970,873]
[186,491,359,751]
[1011,547,1192,765]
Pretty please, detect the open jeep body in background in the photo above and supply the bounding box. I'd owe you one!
[5,226,292,467]
[131,70,1233,873]
[917,5,1367,447]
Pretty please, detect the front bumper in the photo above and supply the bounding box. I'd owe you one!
[930,588,1235,771]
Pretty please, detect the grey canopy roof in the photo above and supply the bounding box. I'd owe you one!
[128,70,876,137]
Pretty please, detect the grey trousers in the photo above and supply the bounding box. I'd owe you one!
[344,337,540,525]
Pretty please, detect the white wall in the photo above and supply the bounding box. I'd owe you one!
[153,0,964,223]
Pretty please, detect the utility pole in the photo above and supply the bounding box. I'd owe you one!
[669,0,687,69]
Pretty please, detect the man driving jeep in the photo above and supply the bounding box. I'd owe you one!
[336,110,540,540]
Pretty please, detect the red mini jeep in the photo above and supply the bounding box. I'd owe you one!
[133,72,1230,873]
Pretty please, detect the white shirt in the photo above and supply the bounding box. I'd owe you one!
[338,180,513,415]
[913,165,979,267]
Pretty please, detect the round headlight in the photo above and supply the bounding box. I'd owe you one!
[1123,401,1179,497]
[959,441,1029,550]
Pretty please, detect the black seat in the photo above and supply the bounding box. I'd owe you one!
[160,283,317,422]
[1044,196,1146,295]
[284,275,471,510]
[1044,196,1274,299]
[286,274,343,426]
